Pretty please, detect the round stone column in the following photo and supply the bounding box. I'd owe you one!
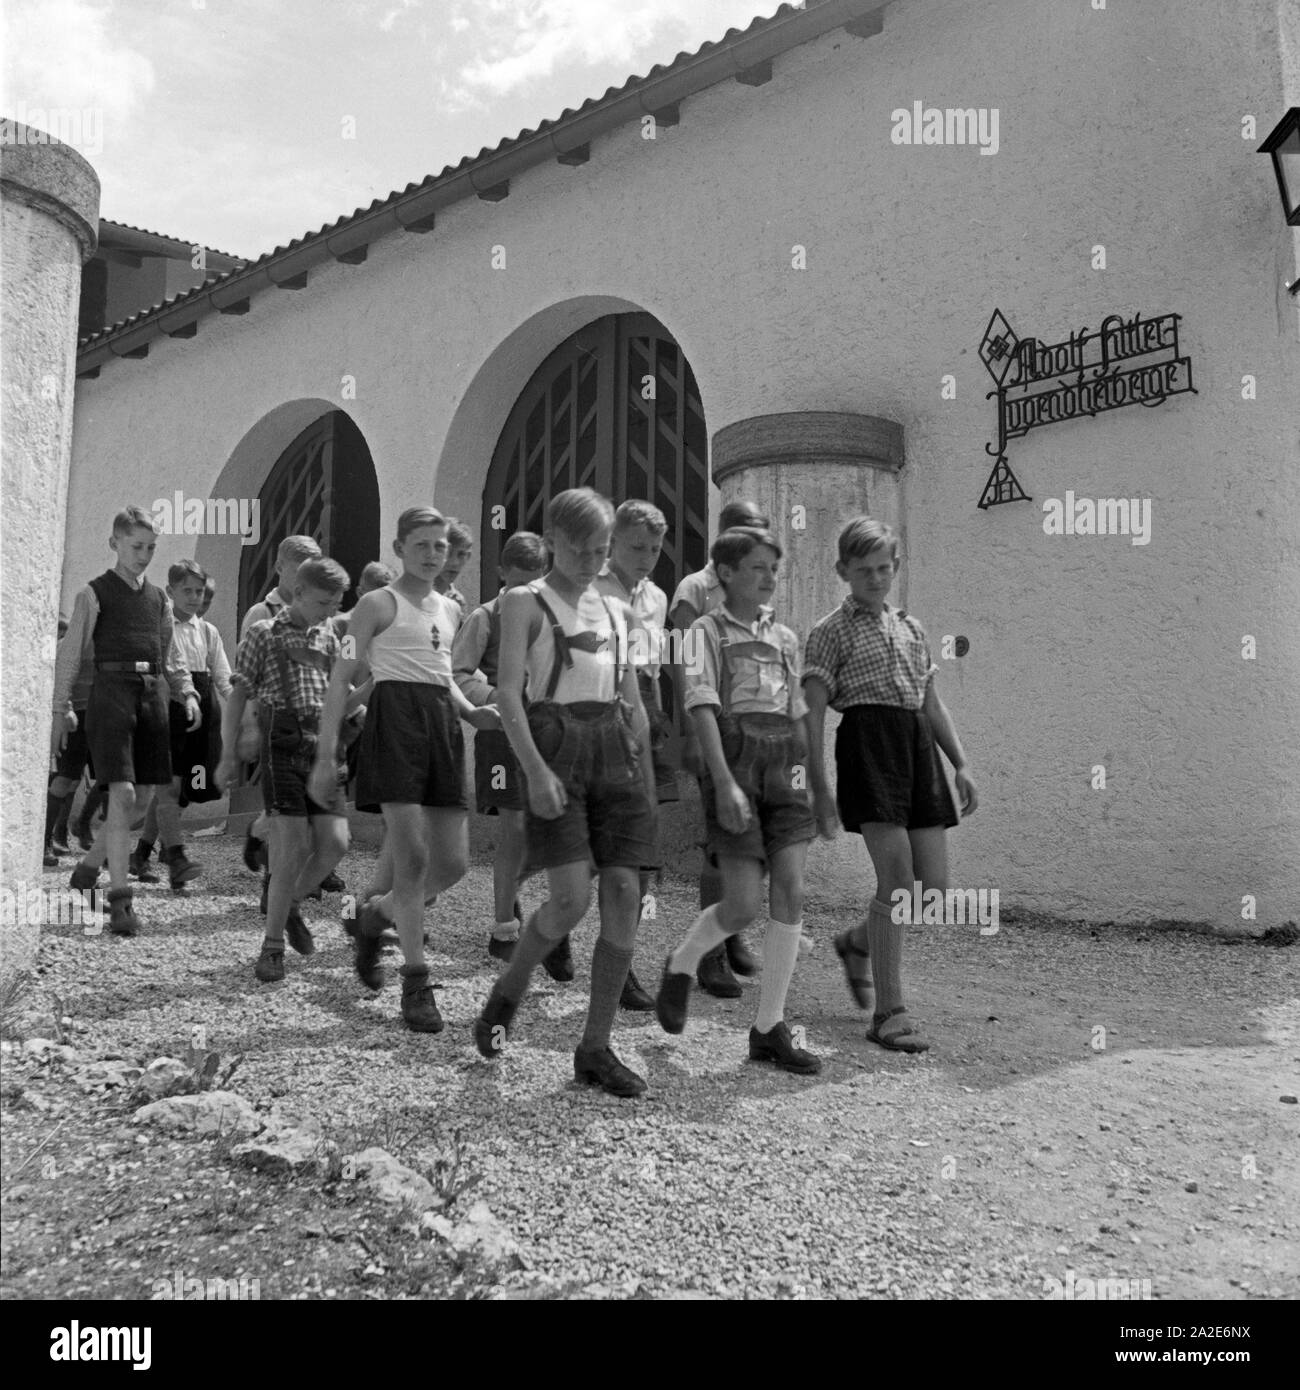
[1,127,100,982]
[711,410,906,642]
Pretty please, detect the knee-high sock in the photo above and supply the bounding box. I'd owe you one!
[496,907,564,1003]
[865,895,905,1016]
[754,919,803,1032]
[582,938,633,1049]
[79,784,107,827]
[669,903,730,975]
[45,791,64,841]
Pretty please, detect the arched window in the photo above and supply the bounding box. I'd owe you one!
[238,410,380,629]
[481,312,708,607]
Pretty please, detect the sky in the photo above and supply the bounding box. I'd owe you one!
[2,0,787,258]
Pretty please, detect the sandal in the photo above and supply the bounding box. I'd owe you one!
[833,926,874,1011]
[867,1005,930,1053]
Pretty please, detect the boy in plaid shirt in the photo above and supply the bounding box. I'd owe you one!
[802,517,979,1052]
[218,558,353,982]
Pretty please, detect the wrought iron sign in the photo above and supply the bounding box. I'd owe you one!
[977,308,1196,509]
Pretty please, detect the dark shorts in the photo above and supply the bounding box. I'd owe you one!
[259,706,347,819]
[355,682,467,812]
[638,671,679,805]
[55,716,94,783]
[835,704,959,831]
[474,727,524,814]
[523,700,658,873]
[86,671,171,787]
[700,712,816,866]
[168,674,221,805]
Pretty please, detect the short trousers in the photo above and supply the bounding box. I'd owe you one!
[355,682,467,812]
[86,670,171,786]
[168,673,221,805]
[54,714,94,783]
[523,699,658,873]
[638,671,679,804]
[700,712,816,865]
[835,704,959,831]
[259,705,347,818]
[473,726,524,814]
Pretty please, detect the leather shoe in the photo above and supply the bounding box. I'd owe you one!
[696,944,741,999]
[748,1021,821,1075]
[655,956,692,1034]
[474,987,519,1058]
[541,934,574,982]
[725,932,757,977]
[619,967,653,1011]
[573,1043,646,1097]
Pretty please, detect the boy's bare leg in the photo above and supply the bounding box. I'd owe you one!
[103,782,136,892]
[859,821,930,1049]
[497,860,591,1001]
[493,809,527,923]
[754,842,808,1032]
[292,815,348,902]
[153,779,183,853]
[265,817,311,945]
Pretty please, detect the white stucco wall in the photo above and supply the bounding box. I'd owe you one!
[2,134,99,980]
[65,0,1300,925]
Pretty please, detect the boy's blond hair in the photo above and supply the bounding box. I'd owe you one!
[838,516,898,564]
[614,499,667,536]
[545,488,614,544]
[112,505,156,536]
[277,534,322,568]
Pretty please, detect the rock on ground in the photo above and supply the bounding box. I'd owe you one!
[131,1091,261,1137]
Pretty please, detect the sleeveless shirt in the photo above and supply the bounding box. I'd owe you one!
[524,579,626,705]
[367,585,455,686]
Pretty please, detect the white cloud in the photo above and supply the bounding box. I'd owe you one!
[1,0,154,124]
[379,0,420,33]
[447,0,785,102]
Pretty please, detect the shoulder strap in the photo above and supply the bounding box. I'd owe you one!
[528,583,569,701]
[598,595,624,691]
[709,609,732,710]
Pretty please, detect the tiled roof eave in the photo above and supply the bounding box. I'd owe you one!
[76,0,889,378]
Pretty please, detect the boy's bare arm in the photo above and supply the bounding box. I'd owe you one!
[620,607,655,802]
[922,682,967,771]
[216,683,248,790]
[802,676,832,790]
[495,589,547,779]
[923,681,978,814]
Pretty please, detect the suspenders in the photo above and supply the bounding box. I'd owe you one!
[528,584,624,702]
[708,609,794,714]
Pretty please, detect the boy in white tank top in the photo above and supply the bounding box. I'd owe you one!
[473,488,659,1097]
[311,508,498,1033]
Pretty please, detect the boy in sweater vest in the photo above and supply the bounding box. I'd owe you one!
[52,507,199,935]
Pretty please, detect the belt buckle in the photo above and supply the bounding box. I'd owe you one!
[133,662,150,674]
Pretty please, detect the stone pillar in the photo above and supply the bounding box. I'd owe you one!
[1,127,100,982]
[711,410,906,640]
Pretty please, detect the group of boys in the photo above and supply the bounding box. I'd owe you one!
[47,489,977,1097]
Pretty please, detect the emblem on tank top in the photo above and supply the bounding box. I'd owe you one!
[565,630,607,655]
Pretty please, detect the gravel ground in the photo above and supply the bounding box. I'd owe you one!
[3,830,1297,1301]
